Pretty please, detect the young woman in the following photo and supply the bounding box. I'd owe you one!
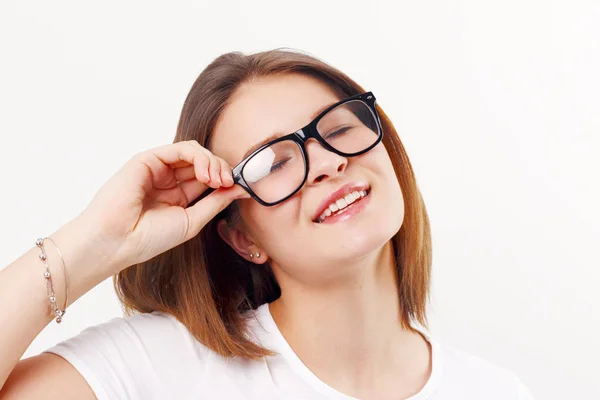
[0,49,534,399]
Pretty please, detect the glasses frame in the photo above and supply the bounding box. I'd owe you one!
[231,91,383,207]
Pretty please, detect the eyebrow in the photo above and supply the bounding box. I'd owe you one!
[239,102,333,160]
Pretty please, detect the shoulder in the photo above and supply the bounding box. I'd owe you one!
[105,310,196,345]
[60,310,206,359]
[434,342,534,399]
[45,311,211,399]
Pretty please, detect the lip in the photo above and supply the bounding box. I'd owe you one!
[312,182,371,222]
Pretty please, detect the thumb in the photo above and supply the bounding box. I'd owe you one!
[183,185,250,241]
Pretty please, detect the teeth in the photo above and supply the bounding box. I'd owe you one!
[316,189,370,222]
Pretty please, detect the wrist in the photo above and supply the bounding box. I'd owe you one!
[48,214,125,306]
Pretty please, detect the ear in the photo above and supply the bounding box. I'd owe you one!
[217,219,267,264]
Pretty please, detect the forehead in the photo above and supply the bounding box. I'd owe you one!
[210,74,341,166]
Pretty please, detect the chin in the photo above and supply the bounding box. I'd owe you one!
[327,206,403,261]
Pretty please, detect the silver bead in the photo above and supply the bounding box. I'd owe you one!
[249,253,254,259]
[36,238,44,247]
[49,296,56,303]
[44,271,51,279]
[56,317,62,323]
[39,253,46,261]
[255,252,261,258]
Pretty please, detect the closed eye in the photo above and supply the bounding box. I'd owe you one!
[270,157,292,173]
[323,125,352,140]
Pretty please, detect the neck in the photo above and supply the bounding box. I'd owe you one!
[269,241,431,399]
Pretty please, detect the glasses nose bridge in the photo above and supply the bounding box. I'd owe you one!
[293,125,318,143]
[294,124,328,150]
[293,128,307,140]
[293,127,327,164]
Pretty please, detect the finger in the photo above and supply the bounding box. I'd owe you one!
[218,158,234,187]
[206,154,222,188]
[169,159,191,169]
[193,152,211,184]
[148,141,213,185]
[148,140,203,165]
[174,165,196,182]
[183,185,250,241]
[178,179,206,205]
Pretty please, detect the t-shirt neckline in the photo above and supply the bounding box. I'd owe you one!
[255,303,443,400]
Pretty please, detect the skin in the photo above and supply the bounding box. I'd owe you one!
[213,74,432,400]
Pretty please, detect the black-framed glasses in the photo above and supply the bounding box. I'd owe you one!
[231,91,383,206]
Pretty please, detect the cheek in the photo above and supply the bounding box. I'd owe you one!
[242,199,304,245]
[361,143,397,181]
[369,145,405,215]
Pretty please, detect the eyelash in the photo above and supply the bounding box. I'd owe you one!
[323,125,351,139]
[270,157,292,172]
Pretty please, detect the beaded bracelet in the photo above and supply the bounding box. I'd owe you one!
[36,237,69,323]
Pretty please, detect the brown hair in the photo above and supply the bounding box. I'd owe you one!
[114,49,432,360]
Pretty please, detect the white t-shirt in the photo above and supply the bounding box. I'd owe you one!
[45,304,534,399]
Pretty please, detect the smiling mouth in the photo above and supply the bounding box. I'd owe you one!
[314,188,371,223]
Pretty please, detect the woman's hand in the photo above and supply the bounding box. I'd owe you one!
[80,140,248,272]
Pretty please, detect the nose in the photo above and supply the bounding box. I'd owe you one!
[305,139,348,185]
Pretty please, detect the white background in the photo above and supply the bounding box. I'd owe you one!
[1,0,598,398]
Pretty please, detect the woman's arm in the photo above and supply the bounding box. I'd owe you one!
[0,140,245,399]
[0,215,120,399]
[2,354,96,400]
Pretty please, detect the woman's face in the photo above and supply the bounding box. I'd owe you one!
[211,74,404,284]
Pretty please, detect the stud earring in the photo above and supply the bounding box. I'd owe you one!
[249,252,261,259]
